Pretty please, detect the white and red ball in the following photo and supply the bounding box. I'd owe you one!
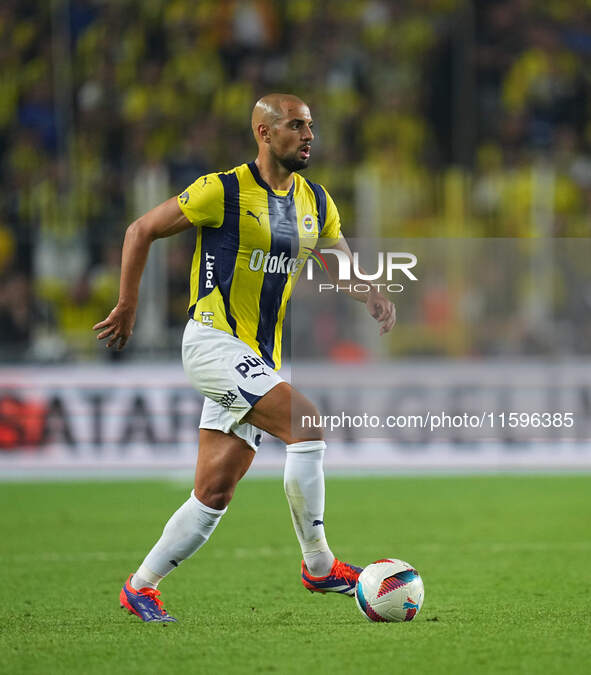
[355,558,424,623]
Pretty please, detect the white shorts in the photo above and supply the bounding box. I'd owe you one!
[181,320,284,451]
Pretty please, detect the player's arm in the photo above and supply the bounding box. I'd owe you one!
[93,198,192,350]
[323,235,396,335]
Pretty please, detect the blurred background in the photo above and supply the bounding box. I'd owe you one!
[1,0,591,470]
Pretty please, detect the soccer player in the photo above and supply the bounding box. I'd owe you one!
[93,94,395,623]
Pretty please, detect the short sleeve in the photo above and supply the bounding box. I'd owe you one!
[177,173,224,228]
[320,187,341,241]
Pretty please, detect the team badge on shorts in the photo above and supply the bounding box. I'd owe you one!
[219,390,238,409]
[302,214,315,233]
[179,191,189,205]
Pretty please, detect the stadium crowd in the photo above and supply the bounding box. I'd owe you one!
[1,0,591,361]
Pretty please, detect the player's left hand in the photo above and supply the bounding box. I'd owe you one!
[366,287,396,335]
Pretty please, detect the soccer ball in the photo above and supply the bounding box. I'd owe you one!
[355,558,424,623]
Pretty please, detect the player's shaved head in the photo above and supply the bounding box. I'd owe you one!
[251,93,309,140]
[251,93,314,176]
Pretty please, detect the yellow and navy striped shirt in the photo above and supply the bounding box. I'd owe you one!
[177,162,341,370]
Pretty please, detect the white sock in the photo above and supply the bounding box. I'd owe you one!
[284,440,335,576]
[131,490,226,590]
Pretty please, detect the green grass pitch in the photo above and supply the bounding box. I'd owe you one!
[1,475,590,674]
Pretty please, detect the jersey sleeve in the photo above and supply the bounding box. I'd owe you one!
[320,187,342,241]
[177,173,224,228]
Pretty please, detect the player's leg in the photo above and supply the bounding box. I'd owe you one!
[245,383,361,595]
[180,321,358,595]
[193,428,255,508]
[243,381,323,444]
[244,383,331,573]
[120,429,254,622]
[132,429,254,589]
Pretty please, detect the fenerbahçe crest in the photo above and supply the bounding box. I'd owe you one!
[302,214,315,233]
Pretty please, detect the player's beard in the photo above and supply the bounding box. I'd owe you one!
[277,152,309,173]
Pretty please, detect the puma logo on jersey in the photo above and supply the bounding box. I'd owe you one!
[246,210,265,226]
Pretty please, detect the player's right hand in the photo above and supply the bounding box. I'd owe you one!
[93,304,136,350]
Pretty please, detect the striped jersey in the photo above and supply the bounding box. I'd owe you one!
[177,161,341,370]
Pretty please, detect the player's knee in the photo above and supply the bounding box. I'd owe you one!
[288,400,324,444]
[194,480,235,510]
